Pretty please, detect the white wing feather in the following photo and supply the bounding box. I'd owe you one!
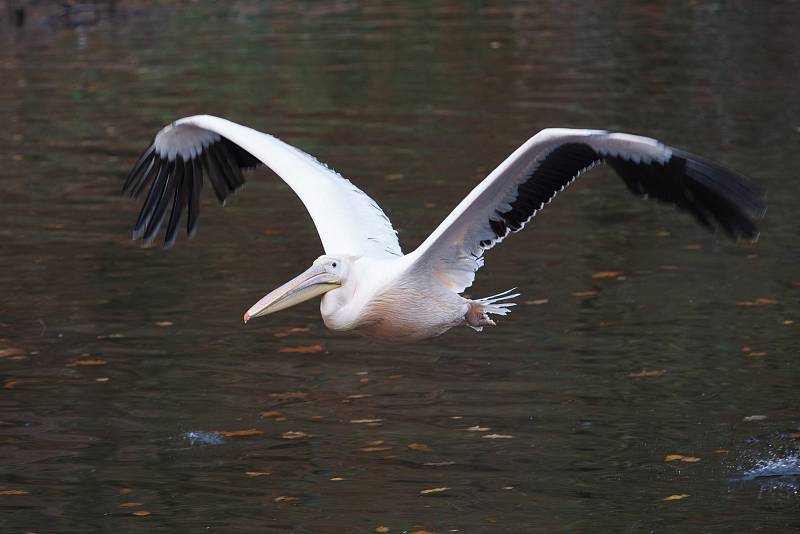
[151,115,402,258]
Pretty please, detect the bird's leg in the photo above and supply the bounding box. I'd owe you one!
[465,302,497,330]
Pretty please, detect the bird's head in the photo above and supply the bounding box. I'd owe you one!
[243,255,347,322]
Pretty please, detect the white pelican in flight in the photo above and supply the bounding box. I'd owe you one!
[123,115,765,342]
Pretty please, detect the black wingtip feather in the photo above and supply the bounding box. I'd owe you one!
[123,134,261,247]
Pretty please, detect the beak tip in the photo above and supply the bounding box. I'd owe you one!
[243,312,250,324]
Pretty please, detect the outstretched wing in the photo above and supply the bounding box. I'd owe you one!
[405,128,766,293]
[122,115,402,258]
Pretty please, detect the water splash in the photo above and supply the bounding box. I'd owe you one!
[729,441,800,497]
[183,431,225,447]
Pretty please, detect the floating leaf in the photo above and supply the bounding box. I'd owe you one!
[359,446,391,452]
[483,433,514,439]
[503,486,514,490]
[592,271,623,279]
[132,511,151,516]
[244,471,270,477]
[374,527,390,533]
[424,461,456,467]
[0,348,25,358]
[663,494,689,501]
[273,327,310,338]
[628,369,665,378]
[420,487,450,494]
[154,321,173,327]
[408,443,430,451]
[0,489,28,495]
[216,429,263,437]
[351,419,383,424]
[269,391,307,400]
[665,454,701,463]
[67,359,107,367]
[524,298,549,305]
[736,298,778,306]
[749,351,768,357]
[656,230,671,237]
[119,502,143,508]
[273,496,300,503]
[743,415,767,421]
[281,431,308,440]
[347,394,372,399]
[685,244,703,251]
[572,290,599,297]
[260,410,284,418]
[466,425,489,432]
[279,344,323,354]
[329,477,344,481]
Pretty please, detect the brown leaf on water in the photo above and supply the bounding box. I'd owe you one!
[351,418,383,424]
[524,298,549,305]
[483,433,514,439]
[279,344,323,354]
[714,449,730,454]
[154,321,173,327]
[784,320,794,325]
[259,410,283,419]
[269,391,307,400]
[387,374,403,380]
[216,429,263,437]
[663,494,689,501]
[360,446,391,452]
[132,511,151,516]
[347,394,372,399]
[366,440,384,446]
[572,290,599,297]
[664,454,701,463]
[67,359,107,367]
[743,415,767,421]
[628,369,665,378]
[119,502,143,508]
[408,443,430,451]
[281,431,308,440]
[592,271,623,279]
[741,346,752,353]
[374,527,390,533]
[466,425,489,432]
[244,471,270,477]
[736,298,778,306]
[273,327,310,338]
[0,489,28,495]
[420,487,450,495]
[262,228,282,236]
[748,351,768,357]
[273,496,300,503]
[0,348,25,358]
[329,477,344,481]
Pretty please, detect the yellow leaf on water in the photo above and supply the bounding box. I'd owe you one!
[154,321,173,327]
[359,447,391,452]
[67,359,107,367]
[279,344,323,354]
[420,487,450,494]
[329,477,344,481]
[628,369,665,378]
[269,391,307,400]
[281,431,308,440]
[572,290,599,297]
[0,489,28,495]
[749,351,768,357]
[259,410,283,418]
[374,527,390,533]
[592,271,623,279]
[132,510,151,516]
[244,471,270,477]
[408,443,430,451]
[665,454,701,463]
[736,298,778,306]
[217,429,263,437]
[663,494,689,501]
[119,502,143,508]
[0,348,25,358]
[664,454,684,462]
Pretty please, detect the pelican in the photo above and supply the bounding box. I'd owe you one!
[122,115,765,342]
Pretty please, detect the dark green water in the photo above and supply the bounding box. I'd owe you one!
[1,2,798,532]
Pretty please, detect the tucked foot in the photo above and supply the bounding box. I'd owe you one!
[465,288,520,332]
[466,304,497,329]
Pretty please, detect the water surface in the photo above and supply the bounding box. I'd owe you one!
[1,2,799,532]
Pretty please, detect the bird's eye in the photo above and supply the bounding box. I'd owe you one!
[332,262,337,268]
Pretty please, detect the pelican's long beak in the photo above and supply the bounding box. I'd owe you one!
[243,264,341,322]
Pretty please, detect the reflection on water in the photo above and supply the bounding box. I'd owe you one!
[1,1,799,532]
